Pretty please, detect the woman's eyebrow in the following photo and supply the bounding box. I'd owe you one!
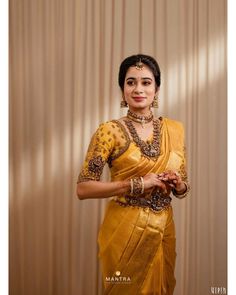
[142,77,153,80]
[126,77,153,81]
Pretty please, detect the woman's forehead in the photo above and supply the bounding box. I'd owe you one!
[125,66,154,79]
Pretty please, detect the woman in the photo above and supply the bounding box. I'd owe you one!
[77,54,190,295]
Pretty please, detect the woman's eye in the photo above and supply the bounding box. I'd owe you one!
[126,80,151,86]
[127,81,135,86]
[143,81,151,86]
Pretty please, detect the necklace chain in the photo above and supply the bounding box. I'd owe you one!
[127,110,153,128]
[124,118,161,158]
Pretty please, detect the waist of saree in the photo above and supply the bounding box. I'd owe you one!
[114,190,172,213]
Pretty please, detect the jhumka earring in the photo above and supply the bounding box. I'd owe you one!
[151,96,159,108]
[120,98,128,108]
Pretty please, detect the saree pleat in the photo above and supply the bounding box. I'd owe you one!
[98,201,176,294]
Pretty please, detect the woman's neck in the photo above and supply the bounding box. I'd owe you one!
[128,107,151,117]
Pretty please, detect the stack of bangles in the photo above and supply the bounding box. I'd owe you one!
[128,176,190,199]
[130,176,145,196]
[130,176,190,199]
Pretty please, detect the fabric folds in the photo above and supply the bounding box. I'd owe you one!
[79,117,188,294]
[98,201,176,295]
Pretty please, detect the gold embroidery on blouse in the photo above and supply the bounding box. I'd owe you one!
[78,155,106,182]
[78,120,131,182]
[178,146,188,182]
[88,155,105,174]
[173,146,190,198]
[107,120,130,167]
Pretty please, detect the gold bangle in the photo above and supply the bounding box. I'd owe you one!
[130,179,134,195]
[132,177,143,195]
[140,176,144,194]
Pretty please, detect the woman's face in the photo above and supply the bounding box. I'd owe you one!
[123,65,158,112]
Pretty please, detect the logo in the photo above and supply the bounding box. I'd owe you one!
[115,271,121,276]
[211,287,227,294]
[105,270,131,284]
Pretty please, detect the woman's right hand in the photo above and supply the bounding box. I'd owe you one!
[143,173,171,195]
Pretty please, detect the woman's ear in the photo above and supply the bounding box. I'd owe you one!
[155,87,160,97]
[120,91,128,108]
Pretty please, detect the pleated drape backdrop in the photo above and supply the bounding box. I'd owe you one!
[9,0,227,294]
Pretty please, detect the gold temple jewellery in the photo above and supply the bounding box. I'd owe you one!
[127,110,153,128]
[117,188,172,213]
[134,59,145,70]
[129,177,144,196]
[124,118,161,159]
[133,177,143,195]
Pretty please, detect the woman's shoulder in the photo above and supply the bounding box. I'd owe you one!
[94,119,129,142]
[160,117,184,130]
[95,119,130,159]
[160,117,185,144]
[97,119,124,132]
[97,117,128,131]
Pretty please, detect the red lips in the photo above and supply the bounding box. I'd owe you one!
[132,96,146,101]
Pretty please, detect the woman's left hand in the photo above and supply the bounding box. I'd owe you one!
[157,170,186,193]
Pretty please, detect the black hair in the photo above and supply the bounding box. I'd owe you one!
[118,54,161,92]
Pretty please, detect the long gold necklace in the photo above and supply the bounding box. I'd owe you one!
[127,110,153,128]
[124,118,161,158]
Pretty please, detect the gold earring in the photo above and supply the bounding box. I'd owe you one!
[120,97,128,108]
[151,96,159,108]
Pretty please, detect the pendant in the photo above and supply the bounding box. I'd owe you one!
[142,144,159,157]
[124,118,161,159]
[141,118,145,128]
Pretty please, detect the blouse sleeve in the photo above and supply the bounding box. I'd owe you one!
[178,145,188,183]
[77,122,115,183]
[174,126,190,198]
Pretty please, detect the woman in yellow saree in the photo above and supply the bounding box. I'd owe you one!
[77,54,190,295]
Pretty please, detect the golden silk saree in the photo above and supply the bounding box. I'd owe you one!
[78,117,189,294]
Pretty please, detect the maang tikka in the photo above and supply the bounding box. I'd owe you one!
[135,59,144,70]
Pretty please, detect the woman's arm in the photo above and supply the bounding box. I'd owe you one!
[77,180,130,200]
[77,173,171,200]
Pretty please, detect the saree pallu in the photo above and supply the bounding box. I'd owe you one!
[78,118,188,295]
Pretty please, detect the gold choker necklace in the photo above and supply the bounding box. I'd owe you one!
[127,110,153,128]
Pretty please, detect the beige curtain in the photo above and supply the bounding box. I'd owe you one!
[10,0,227,294]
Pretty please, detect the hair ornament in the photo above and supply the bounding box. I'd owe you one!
[135,59,144,70]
